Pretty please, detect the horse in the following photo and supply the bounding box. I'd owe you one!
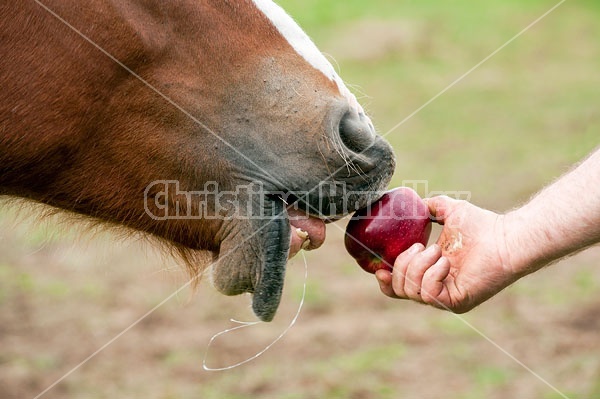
[0,0,395,321]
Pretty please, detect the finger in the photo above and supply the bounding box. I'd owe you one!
[376,269,400,299]
[403,244,442,300]
[421,256,452,309]
[425,195,456,224]
[391,243,425,298]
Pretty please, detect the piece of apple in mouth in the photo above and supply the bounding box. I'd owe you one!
[287,206,327,258]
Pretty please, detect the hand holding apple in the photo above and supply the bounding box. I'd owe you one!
[376,195,518,313]
[344,187,432,274]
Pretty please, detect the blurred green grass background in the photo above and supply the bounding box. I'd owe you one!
[1,1,599,398]
[281,0,599,208]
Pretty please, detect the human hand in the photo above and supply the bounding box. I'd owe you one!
[375,196,519,313]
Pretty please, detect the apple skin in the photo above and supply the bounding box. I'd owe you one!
[344,187,432,274]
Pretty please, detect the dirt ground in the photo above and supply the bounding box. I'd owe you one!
[1,212,599,399]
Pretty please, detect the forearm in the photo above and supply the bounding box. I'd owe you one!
[507,148,600,276]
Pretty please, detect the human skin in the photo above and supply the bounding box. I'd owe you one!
[376,147,600,313]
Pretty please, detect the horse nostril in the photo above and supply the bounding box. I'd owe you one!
[338,111,376,153]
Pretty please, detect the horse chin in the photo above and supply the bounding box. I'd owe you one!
[210,197,291,322]
[209,193,330,321]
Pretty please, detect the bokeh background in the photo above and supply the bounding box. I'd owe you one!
[2,0,599,398]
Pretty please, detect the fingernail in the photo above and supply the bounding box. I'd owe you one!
[435,256,448,267]
[423,244,439,256]
[408,243,422,254]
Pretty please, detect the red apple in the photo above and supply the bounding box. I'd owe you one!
[345,187,432,273]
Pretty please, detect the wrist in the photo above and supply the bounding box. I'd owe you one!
[502,206,548,278]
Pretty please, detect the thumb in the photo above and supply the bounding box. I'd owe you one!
[424,195,459,225]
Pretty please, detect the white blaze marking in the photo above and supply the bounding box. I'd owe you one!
[252,0,363,114]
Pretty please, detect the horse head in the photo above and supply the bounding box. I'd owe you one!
[0,0,395,321]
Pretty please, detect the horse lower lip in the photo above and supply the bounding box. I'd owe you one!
[287,208,326,250]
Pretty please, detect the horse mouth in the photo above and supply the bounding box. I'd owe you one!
[287,205,327,255]
[210,171,394,321]
[210,140,394,321]
[209,194,328,322]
